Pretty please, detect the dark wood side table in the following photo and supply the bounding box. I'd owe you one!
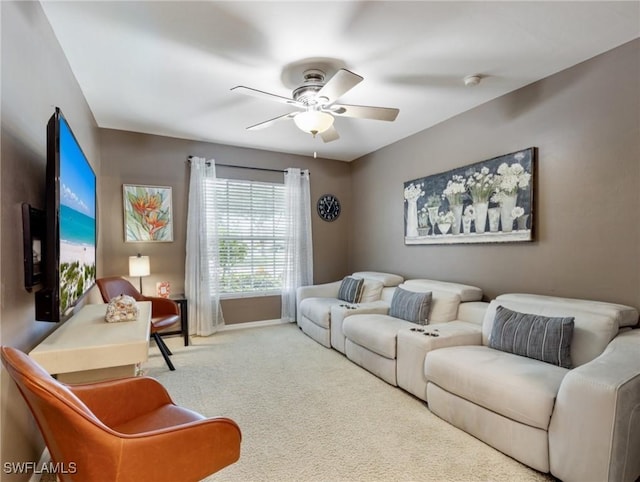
[163,294,189,346]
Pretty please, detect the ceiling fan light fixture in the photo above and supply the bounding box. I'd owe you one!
[464,74,482,87]
[294,110,334,136]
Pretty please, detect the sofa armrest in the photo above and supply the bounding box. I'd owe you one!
[548,329,640,482]
[456,301,489,326]
[334,300,390,317]
[296,281,342,326]
[297,281,342,302]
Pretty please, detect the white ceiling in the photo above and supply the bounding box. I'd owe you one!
[41,1,639,162]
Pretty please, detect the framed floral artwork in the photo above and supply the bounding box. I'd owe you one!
[156,281,171,298]
[404,148,536,245]
[123,184,173,242]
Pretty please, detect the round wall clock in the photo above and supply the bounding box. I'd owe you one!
[317,194,341,222]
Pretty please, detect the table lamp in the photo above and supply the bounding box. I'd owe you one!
[128,253,150,293]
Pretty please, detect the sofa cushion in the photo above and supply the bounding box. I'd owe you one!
[397,283,461,323]
[489,306,574,368]
[343,315,411,359]
[380,286,397,303]
[352,271,404,287]
[497,293,639,328]
[482,299,620,367]
[389,287,431,324]
[359,279,385,303]
[425,345,568,430]
[428,293,462,323]
[457,302,490,325]
[337,276,364,303]
[403,279,483,302]
[299,297,341,328]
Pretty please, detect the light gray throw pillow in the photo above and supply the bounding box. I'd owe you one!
[489,305,574,368]
[389,287,432,325]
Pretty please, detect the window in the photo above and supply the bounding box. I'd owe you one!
[214,178,286,297]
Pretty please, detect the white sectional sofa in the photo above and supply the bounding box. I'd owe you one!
[295,276,640,481]
[296,272,403,348]
[425,293,640,482]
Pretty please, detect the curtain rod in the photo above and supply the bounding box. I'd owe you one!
[187,156,309,175]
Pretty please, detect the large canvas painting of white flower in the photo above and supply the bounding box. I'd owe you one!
[404,148,535,245]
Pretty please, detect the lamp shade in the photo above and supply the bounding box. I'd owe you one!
[129,255,150,277]
[293,111,334,135]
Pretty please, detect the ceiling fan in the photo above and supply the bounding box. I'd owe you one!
[231,68,399,143]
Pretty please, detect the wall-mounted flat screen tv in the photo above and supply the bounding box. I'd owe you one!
[35,107,97,322]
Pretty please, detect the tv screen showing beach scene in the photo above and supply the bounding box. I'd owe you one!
[58,116,96,315]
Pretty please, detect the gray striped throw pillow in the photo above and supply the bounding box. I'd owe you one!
[389,287,432,324]
[337,276,365,303]
[489,305,574,368]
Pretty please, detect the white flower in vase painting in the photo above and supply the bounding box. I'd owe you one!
[418,207,429,228]
[495,162,531,196]
[404,183,425,202]
[465,166,496,203]
[436,211,455,224]
[512,206,525,219]
[442,175,466,205]
[463,204,476,220]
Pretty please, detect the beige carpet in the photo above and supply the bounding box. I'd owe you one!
[145,323,555,482]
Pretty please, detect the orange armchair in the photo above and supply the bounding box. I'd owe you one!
[1,346,241,482]
[96,276,180,370]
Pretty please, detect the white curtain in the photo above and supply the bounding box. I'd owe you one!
[185,157,224,335]
[281,168,313,322]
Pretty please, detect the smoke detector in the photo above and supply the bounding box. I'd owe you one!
[464,75,482,87]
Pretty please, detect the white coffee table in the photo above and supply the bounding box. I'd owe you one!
[30,302,151,383]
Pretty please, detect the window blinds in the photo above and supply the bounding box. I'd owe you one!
[213,178,286,296]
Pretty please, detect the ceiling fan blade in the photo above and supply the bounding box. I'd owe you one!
[329,103,399,122]
[231,86,304,108]
[316,69,363,105]
[246,112,298,131]
[320,125,340,143]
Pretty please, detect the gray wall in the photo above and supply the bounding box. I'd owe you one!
[99,129,352,323]
[2,2,637,478]
[0,1,101,478]
[350,39,640,307]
